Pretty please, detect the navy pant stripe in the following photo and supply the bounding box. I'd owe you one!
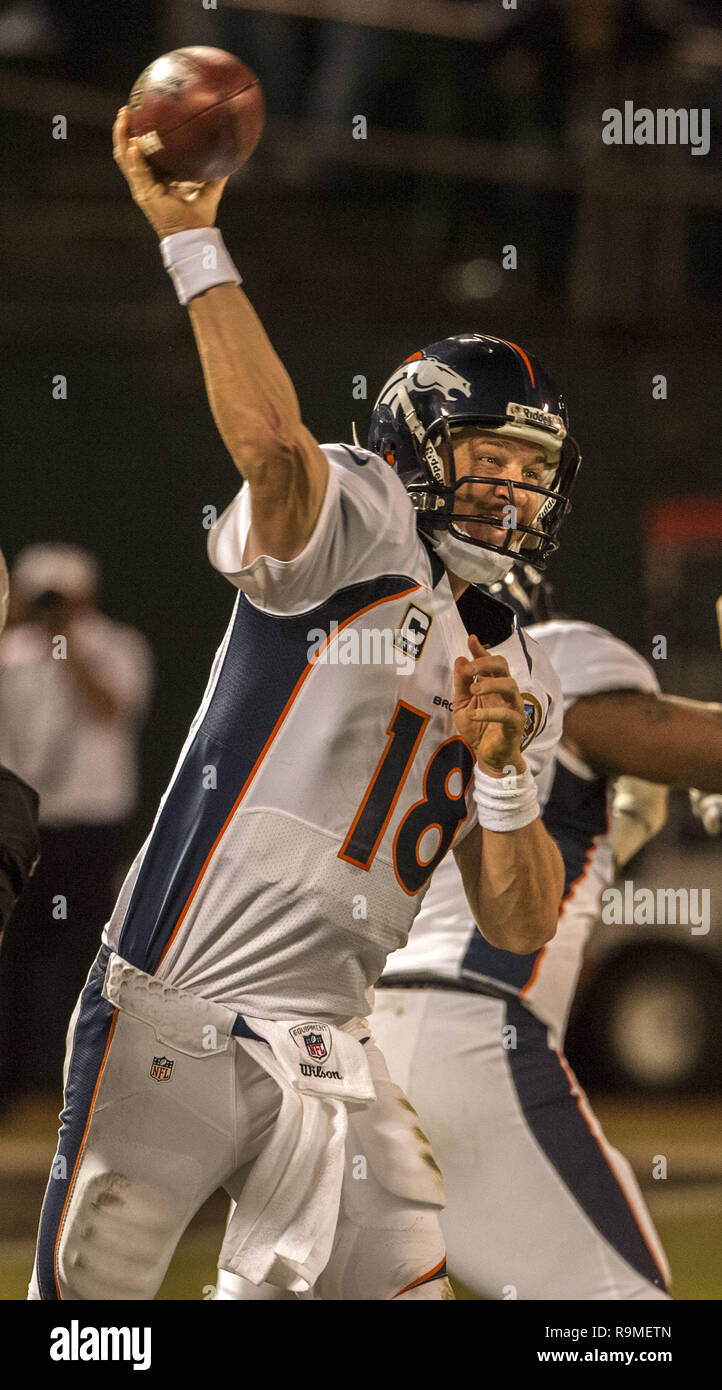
[35,946,116,1300]
[505,999,666,1290]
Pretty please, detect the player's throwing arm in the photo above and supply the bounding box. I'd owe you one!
[112,107,328,565]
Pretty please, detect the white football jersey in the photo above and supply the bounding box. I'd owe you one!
[103,446,558,1022]
[381,620,659,1039]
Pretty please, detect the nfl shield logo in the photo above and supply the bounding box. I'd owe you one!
[289,1022,332,1062]
[150,1055,174,1083]
[304,1032,327,1060]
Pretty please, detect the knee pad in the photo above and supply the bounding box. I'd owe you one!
[56,1168,179,1301]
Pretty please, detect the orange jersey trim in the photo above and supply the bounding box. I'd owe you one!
[155,584,421,971]
[392,1256,447,1299]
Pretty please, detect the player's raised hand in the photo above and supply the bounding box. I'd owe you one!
[453,634,526,775]
[112,107,228,238]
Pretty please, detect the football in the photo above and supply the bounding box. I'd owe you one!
[127,46,265,185]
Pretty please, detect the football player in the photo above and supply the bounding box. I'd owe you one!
[28,113,576,1302]
[368,566,722,1300]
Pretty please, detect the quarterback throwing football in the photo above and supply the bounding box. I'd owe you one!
[28,112,578,1301]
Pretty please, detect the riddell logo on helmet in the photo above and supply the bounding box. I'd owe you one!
[507,402,566,437]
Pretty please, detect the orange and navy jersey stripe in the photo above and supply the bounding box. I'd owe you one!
[113,575,422,977]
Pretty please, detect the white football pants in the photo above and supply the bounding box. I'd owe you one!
[218,988,670,1301]
[28,949,452,1301]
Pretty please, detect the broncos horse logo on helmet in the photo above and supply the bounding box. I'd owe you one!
[368,335,581,583]
[377,354,472,430]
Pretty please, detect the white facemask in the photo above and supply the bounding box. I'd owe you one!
[426,529,515,586]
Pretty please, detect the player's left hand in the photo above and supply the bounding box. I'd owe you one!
[112,107,228,238]
[453,634,526,775]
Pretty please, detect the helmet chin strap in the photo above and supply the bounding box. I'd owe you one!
[426,529,514,586]
[396,383,445,483]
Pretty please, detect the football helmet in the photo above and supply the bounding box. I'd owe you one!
[368,335,580,584]
[487,563,554,627]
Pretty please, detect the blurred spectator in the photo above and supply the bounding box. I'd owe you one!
[0,765,39,941]
[0,543,153,1111]
[0,546,40,943]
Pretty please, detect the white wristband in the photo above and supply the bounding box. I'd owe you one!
[160,227,242,306]
[473,765,539,832]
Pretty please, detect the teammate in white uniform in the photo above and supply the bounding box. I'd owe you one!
[28,114,581,1302]
[369,569,722,1300]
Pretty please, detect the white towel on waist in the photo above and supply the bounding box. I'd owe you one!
[221,1016,376,1293]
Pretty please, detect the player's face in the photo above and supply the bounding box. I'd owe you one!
[439,428,549,546]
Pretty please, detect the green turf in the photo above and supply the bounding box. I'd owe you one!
[1,1209,718,1301]
[656,1214,722,1301]
[1,1097,719,1301]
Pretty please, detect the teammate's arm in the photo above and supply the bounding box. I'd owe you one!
[112,108,328,564]
[452,636,564,953]
[563,691,722,789]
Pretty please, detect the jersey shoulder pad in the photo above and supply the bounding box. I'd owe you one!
[527,619,660,704]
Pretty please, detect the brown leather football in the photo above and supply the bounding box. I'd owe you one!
[127,47,265,184]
